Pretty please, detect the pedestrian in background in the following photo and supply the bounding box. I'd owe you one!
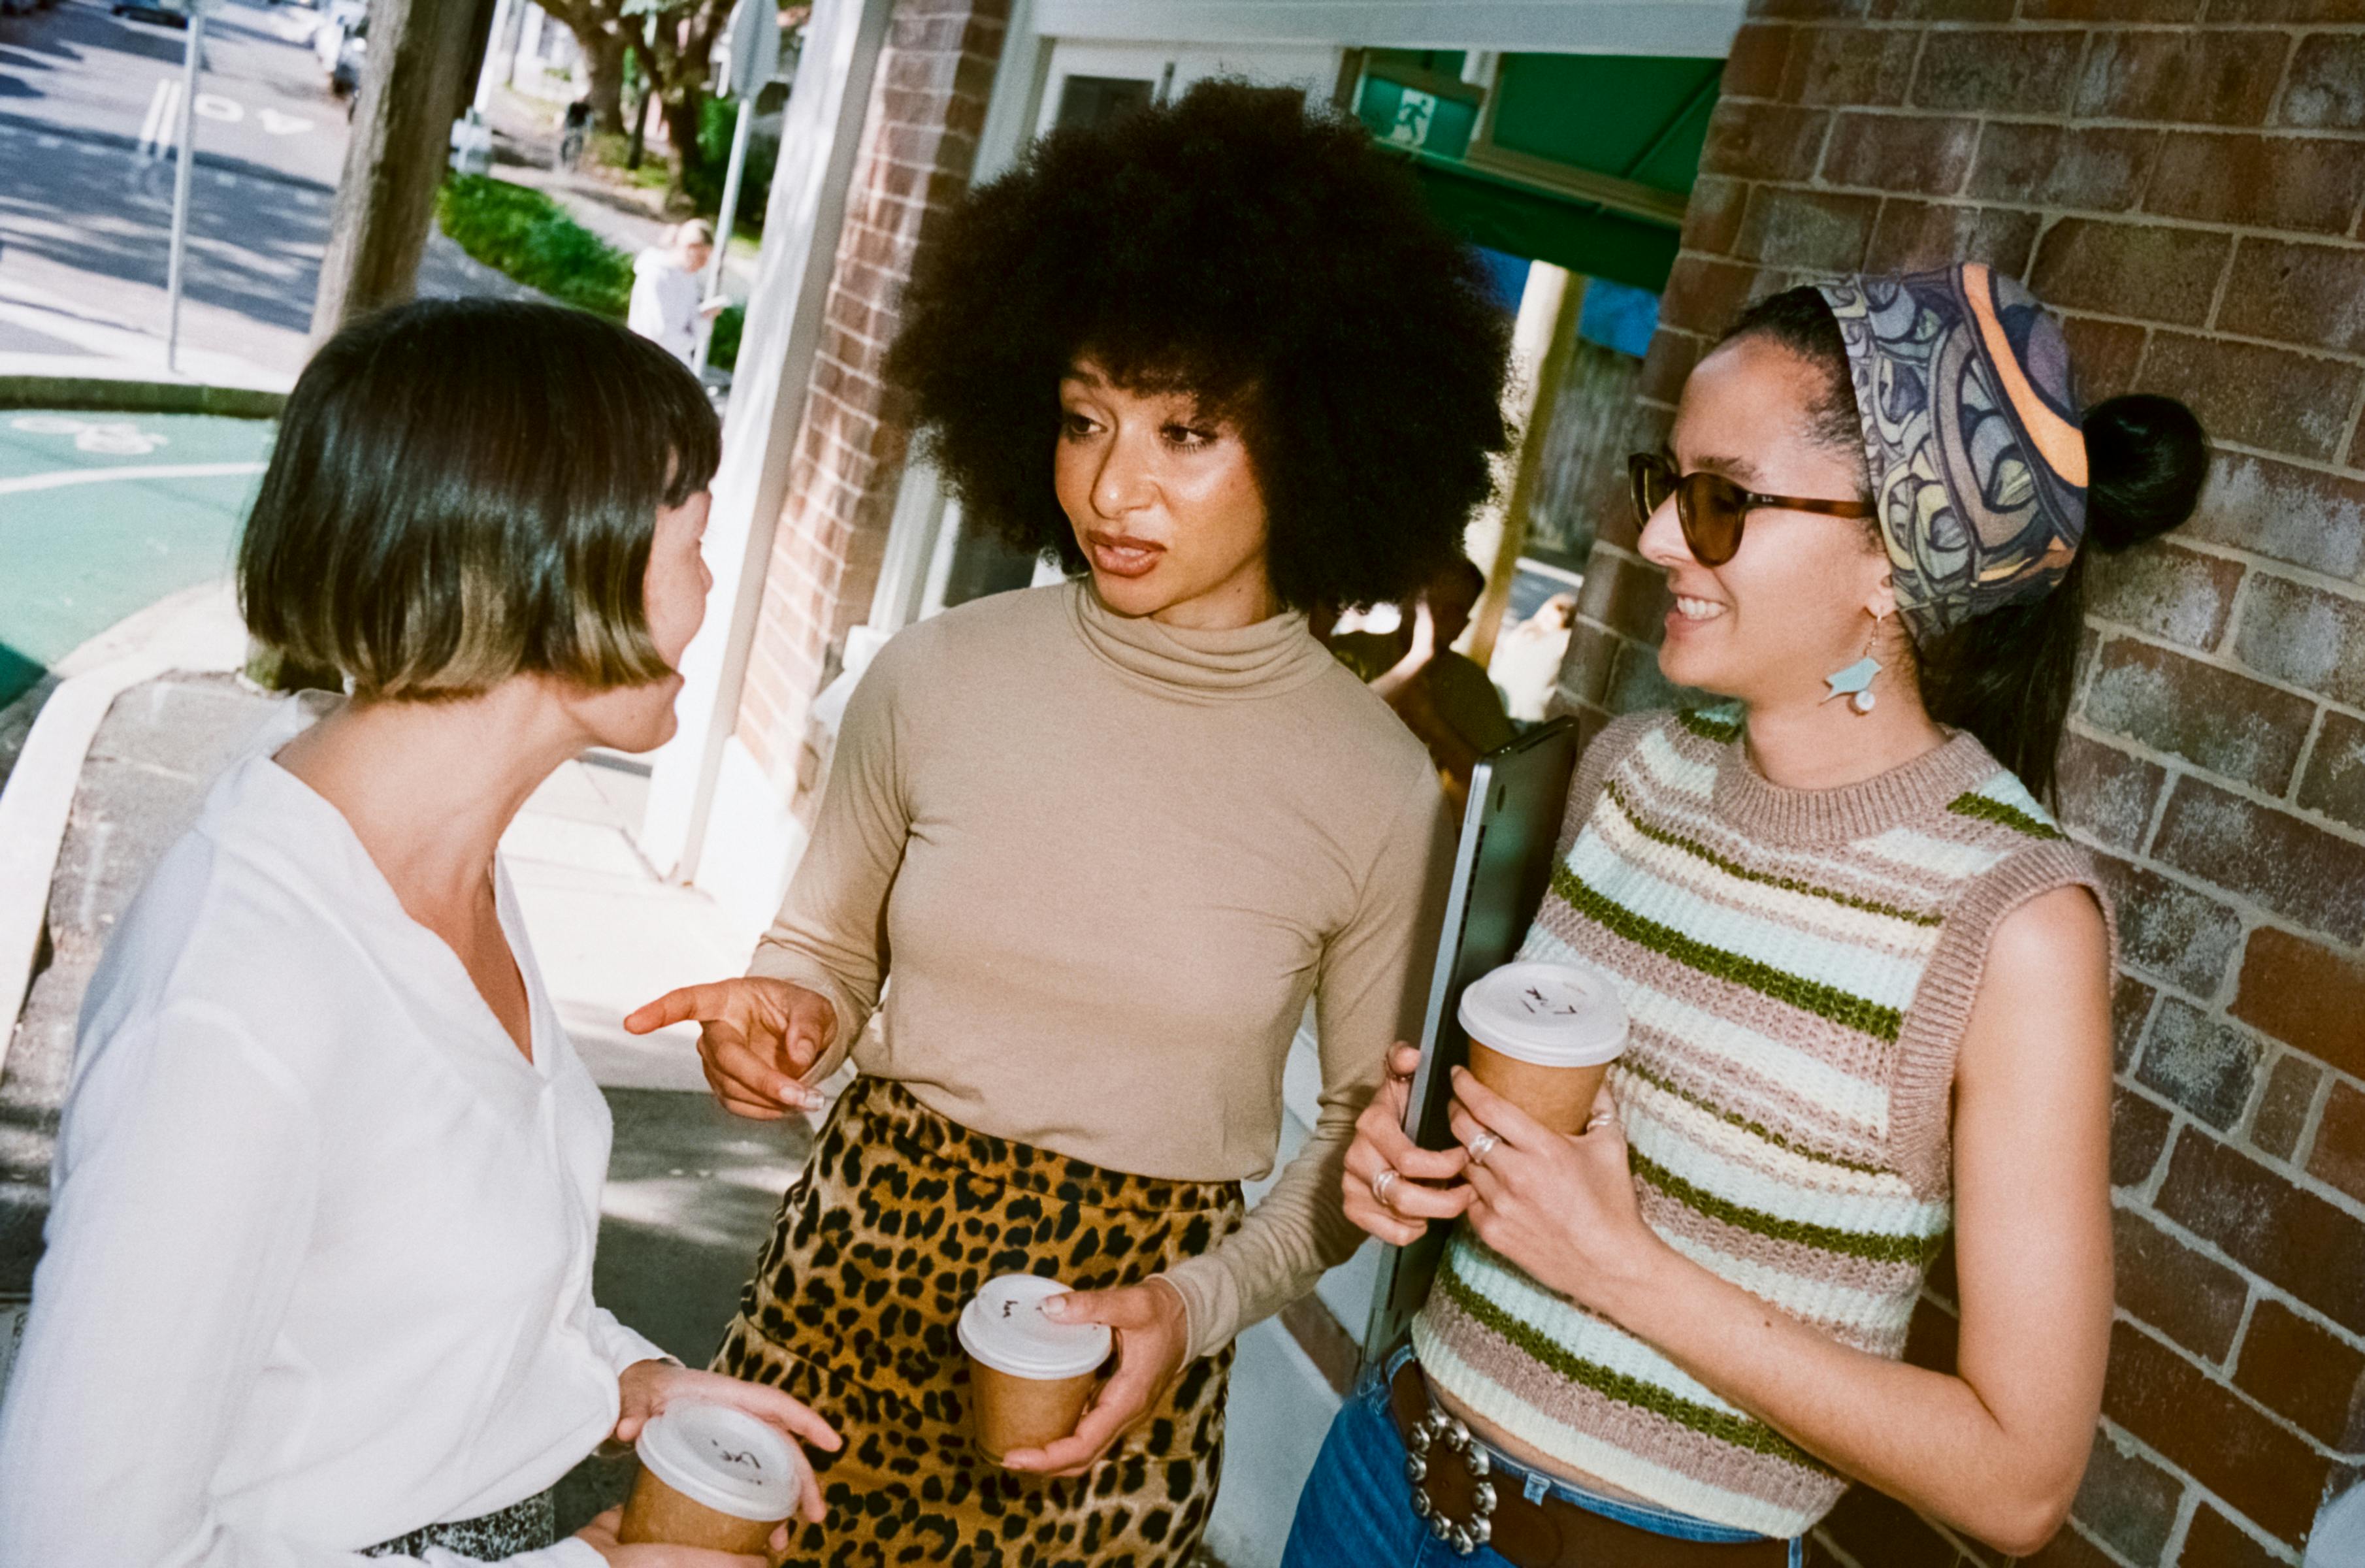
[630,220,724,367]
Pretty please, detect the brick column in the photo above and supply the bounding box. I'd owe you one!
[732,0,1009,807]
[1554,9,2365,1567]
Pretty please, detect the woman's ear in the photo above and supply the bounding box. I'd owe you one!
[1864,564,1899,626]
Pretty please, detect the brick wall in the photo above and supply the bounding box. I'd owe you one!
[1552,5,2365,1565]
[733,0,1009,803]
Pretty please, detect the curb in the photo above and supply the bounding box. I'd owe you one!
[0,376,285,419]
[0,655,172,1079]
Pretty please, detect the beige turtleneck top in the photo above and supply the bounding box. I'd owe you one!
[749,580,1454,1357]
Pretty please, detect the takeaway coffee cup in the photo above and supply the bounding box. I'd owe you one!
[958,1273,1113,1465]
[1458,958,1629,1135]
[619,1400,800,1551]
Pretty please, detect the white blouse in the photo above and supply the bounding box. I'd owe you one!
[0,710,661,1567]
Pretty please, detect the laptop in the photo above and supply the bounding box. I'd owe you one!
[1362,716,1582,1360]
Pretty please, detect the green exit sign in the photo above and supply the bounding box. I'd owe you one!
[1355,75,1480,160]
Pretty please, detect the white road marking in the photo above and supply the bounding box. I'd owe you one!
[35,136,61,150]
[0,461,267,498]
[193,92,242,123]
[257,107,312,136]
[137,78,182,159]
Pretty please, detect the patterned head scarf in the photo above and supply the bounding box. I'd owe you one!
[1815,263,2088,644]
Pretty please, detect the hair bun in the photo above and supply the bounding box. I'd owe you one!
[2082,393,2209,553]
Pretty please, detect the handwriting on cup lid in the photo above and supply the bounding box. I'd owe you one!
[1516,983,1581,1017]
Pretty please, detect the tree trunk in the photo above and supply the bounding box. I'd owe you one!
[581,29,626,133]
[311,0,487,338]
[661,87,708,195]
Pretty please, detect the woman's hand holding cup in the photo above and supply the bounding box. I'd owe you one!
[572,1507,773,1567]
[625,978,838,1119]
[1341,1043,1472,1247]
[995,1279,1188,1478]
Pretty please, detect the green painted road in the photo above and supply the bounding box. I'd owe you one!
[0,410,274,708]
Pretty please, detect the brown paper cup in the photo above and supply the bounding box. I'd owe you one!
[617,1463,782,1552]
[1467,1042,1610,1137]
[968,1358,1101,1465]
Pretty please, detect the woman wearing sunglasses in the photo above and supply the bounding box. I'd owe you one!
[1288,266,2209,1567]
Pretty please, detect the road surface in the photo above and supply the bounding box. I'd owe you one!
[0,0,537,384]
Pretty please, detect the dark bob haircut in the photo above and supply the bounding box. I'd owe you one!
[240,297,719,700]
[884,79,1514,611]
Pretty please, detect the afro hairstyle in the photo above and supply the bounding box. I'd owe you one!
[883,78,1514,612]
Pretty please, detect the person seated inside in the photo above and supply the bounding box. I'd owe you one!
[1328,557,1516,802]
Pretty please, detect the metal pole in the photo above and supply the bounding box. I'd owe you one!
[164,9,203,374]
[691,94,755,374]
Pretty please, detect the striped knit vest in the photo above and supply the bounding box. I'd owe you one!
[1412,704,2108,1539]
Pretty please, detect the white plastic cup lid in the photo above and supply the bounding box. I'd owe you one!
[1458,959,1629,1068]
[632,1401,800,1522]
[957,1274,1113,1380]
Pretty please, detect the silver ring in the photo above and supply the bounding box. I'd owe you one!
[1584,1112,1614,1134]
[1371,1167,1401,1209]
[1467,1130,1499,1167]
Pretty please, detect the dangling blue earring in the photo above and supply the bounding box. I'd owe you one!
[1823,613,1885,714]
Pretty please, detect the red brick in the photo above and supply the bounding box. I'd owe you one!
[2251,1054,2327,1163]
[2113,1207,2250,1361]
[2058,729,2165,853]
[1558,620,1620,710]
[1863,200,2039,277]
[2212,0,2365,16]
[2153,777,2365,946]
[1658,258,1760,337]
[2179,1503,2287,1568]
[2069,1429,2185,1565]
[1818,1484,1964,1568]
[2074,29,2291,126]
[2136,997,2264,1132]
[1681,175,1751,257]
[1966,123,2162,216]
[2024,0,2203,14]
[2102,1320,2332,1546]
[1702,102,1832,184]
[2030,220,2228,329]
[2280,33,2365,131]
[1576,551,1672,644]
[1637,327,1704,408]
[2145,132,2365,236]
[1780,25,1921,108]
[2187,453,2365,581]
[2219,238,2365,357]
[2083,540,2246,652]
[2251,1052,2326,1164]
[2298,709,2365,834]
[2092,853,2245,997]
[1819,112,1978,195]
[2234,573,2365,708]
[1868,0,2011,15]
[1753,0,1870,14]
[2113,973,2158,1074]
[2157,1126,2365,1337]
[2059,315,2148,404]
[2016,1524,2122,1567]
[2083,640,2315,796]
[1722,24,1793,101]
[1733,187,1880,270]
[2140,332,2365,465]
[2113,1084,2174,1188]
[1912,29,2085,114]
[2313,1080,2365,1207]
[2236,1295,2365,1448]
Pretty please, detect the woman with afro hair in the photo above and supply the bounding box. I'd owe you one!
[625,80,1512,1565]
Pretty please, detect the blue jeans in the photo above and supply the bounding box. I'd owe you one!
[1282,1347,1804,1568]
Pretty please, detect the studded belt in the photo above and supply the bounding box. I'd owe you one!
[1387,1358,1791,1566]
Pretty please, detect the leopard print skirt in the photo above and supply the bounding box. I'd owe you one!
[713,1075,1246,1568]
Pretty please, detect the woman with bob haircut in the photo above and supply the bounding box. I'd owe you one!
[1294,269,2208,1567]
[0,298,838,1568]
[625,80,1507,1565]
